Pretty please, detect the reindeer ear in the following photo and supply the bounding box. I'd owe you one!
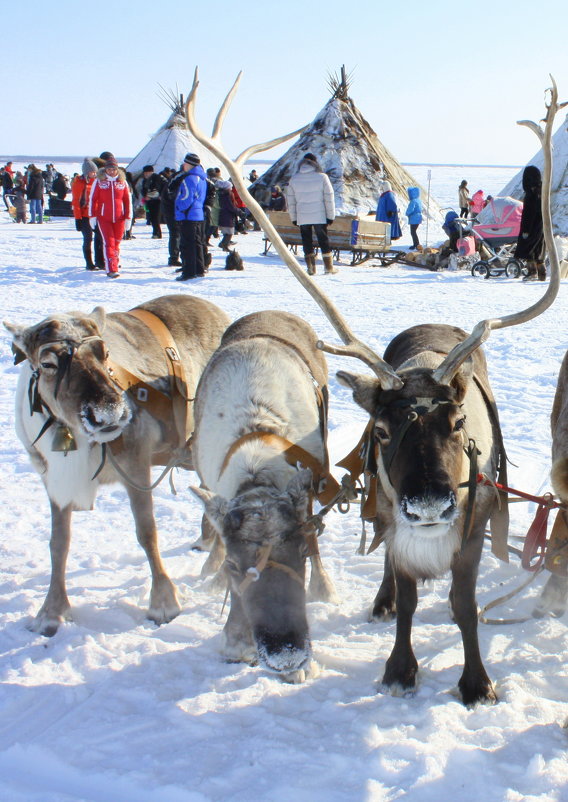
[89,306,106,334]
[450,355,474,402]
[286,468,312,518]
[4,321,31,362]
[336,371,381,416]
[189,486,228,534]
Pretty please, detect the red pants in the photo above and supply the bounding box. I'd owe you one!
[98,219,125,274]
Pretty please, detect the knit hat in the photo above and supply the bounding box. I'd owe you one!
[82,158,97,177]
[184,153,200,166]
[215,180,232,190]
[142,165,154,173]
[105,156,119,168]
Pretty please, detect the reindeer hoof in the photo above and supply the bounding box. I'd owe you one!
[368,599,396,622]
[29,606,72,637]
[532,573,568,618]
[307,574,338,604]
[458,677,497,707]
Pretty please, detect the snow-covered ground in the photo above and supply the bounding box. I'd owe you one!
[1,164,567,801]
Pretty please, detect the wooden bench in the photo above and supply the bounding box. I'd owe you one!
[262,211,392,266]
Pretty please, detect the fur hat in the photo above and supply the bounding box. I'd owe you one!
[142,165,154,173]
[99,151,115,161]
[184,153,200,166]
[82,158,97,177]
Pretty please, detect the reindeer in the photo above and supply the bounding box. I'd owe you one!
[191,311,338,683]
[533,350,568,617]
[183,70,562,704]
[4,294,230,636]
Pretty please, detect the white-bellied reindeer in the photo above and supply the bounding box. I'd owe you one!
[191,311,339,682]
[4,295,230,636]
[184,70,562,704]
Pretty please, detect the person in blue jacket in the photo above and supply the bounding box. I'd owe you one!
[405,186,423,250]
[375,180,401,239]
[175,152,207,281]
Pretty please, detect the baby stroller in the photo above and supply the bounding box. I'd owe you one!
[469,196,525,278]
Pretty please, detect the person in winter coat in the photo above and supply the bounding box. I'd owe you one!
[141,165,166,239]
[12,181,27,223]
[375,180,402,239]
[2,167,15,210]
[405,187,423,250]
[216,180,240,251]
[26,166,44,223]
[88,156,132,278]
[470,189,485,217]
[51,173,69,200]
[174,152,207,281]
[458,180,470,218]
[268,185,287,212]
[515,164,545,281]
[72,158,104,270]
[161,168,185,267]
[286,152,337,275]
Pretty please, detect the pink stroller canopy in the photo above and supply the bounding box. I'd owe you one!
[473,196,523,240]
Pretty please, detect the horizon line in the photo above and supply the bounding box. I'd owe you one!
[1,155,523,170]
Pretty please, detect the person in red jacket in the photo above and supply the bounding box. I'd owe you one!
[71,158,104,270]
[88,156,132,278]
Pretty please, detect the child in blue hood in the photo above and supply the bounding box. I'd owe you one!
[405,187,423,250]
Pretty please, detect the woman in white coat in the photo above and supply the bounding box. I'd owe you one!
[286,153,337,275]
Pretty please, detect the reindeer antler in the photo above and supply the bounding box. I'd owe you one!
[433,76,565,385]
[184,68,403,389]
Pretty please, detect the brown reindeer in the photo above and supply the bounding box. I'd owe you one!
[4,295,230,636]
[184,70,563,704]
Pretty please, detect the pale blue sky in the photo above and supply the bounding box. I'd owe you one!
[3,0,567,165]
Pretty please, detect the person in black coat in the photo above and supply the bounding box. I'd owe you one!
[26,166,44,223]
[161,168,185,266]
[51,173,69,200]
[141,165,166,238]
[515,165,545,281]
[267,185,287,211]
[2,168,14,210]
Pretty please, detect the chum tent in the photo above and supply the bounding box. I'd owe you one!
[500,112,568,238]
[249,68,442,226]
[127,91,218,176]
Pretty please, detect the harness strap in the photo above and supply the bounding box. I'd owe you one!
[218,431,341,505]
[125,308,192,447]
[460,438,480,552]
[106,358,174,431]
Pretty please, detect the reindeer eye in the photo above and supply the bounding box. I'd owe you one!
[454,417,466,432]
[375,425,389,441]
[40,360,57,371]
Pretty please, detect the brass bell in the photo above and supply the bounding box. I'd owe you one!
[52,425,77,454]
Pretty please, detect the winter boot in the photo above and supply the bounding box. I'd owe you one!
[537,262,547,281]
[523,262,538,282]
[323,252,338,274]
[305,254,316,276]
[219,234,232,251]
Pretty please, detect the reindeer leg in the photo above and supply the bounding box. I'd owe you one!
[31,501,73,637]
[533,573,568,618]
[382,571,418,693]
[200,532,226,580]
[191,513,217,552]
[126,485,181,625]
[220,591,256,664]
[369,547,397,621]
[306,526,338,603]
[450,535,496,706]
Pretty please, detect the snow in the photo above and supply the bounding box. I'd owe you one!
[1,164,567,801]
